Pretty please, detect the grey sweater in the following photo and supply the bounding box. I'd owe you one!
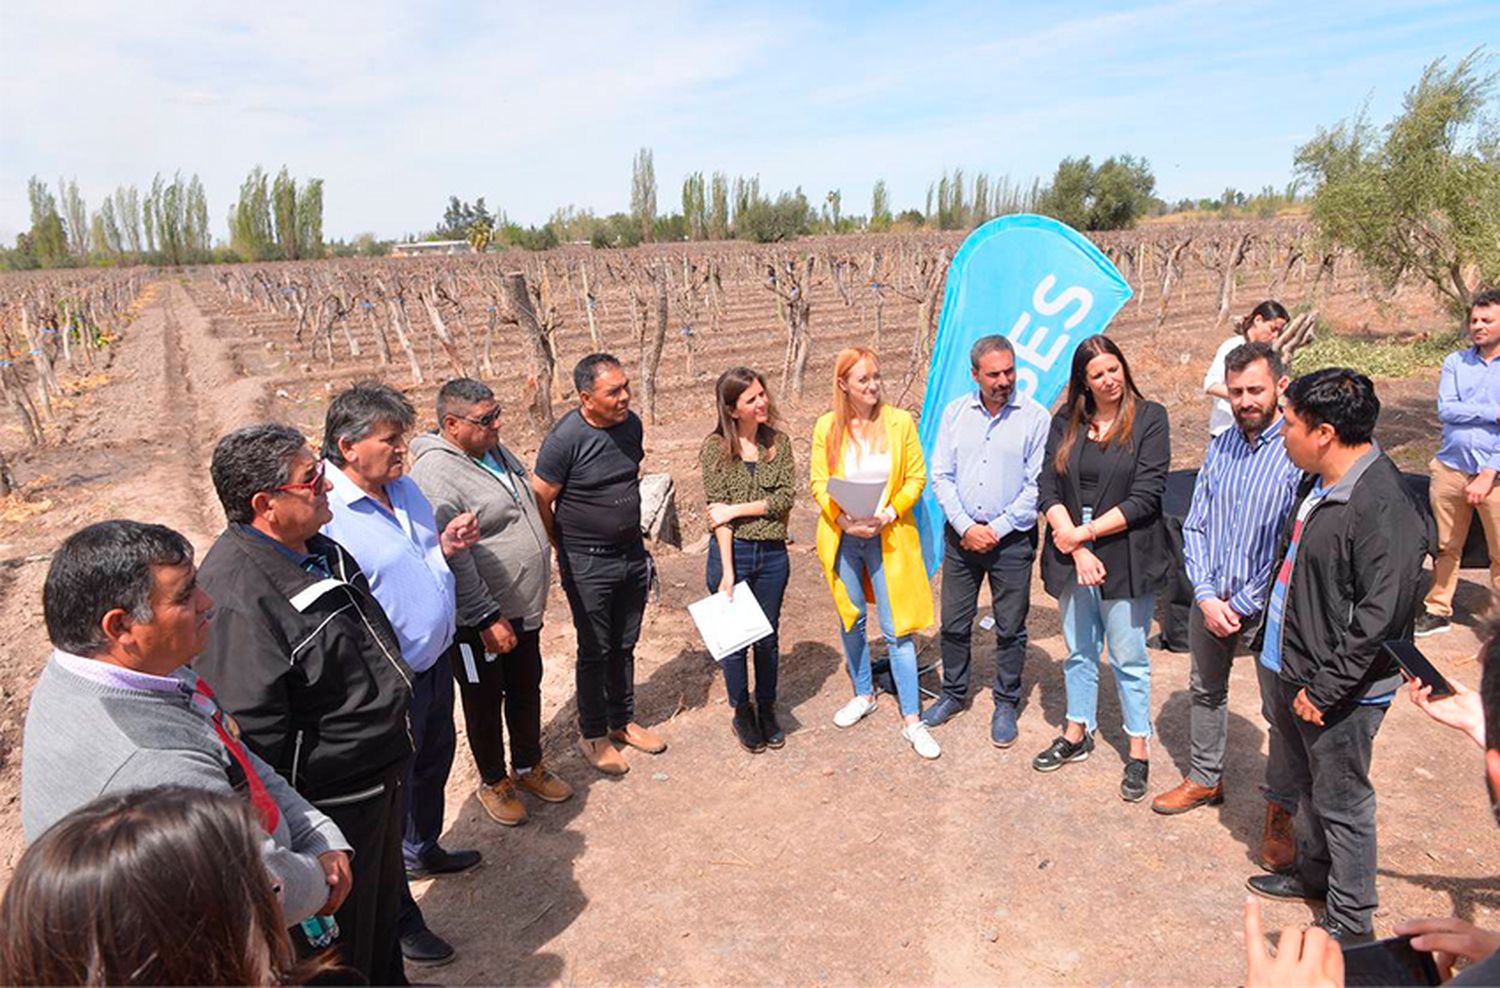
[409,432,552,630]
[20,655,352,924]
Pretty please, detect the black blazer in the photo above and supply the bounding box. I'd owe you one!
[1038,399,1171,600]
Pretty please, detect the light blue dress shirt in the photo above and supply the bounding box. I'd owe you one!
[1436,347,1500,474]
[322,466,456,674]
[929,389,1050,538]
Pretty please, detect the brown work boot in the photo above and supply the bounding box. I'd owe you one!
[514,761,574,803]
[1151,778,1226,816]
[578,736,629,775]
[1260,802,1296,874]
[608,722,667,754]
[478,778,528,827]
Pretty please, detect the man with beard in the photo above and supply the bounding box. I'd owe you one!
[925,335,1051,745]
[1153,343,1305,873]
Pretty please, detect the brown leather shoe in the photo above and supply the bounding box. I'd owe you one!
[578,736,629,775]
[478,778,528,827]
[514,761,574,803]
[1260,802,1296,874]
[608,722,667,754]
[1151,778,1225,815]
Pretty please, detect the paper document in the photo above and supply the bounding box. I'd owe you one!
[688,583,774,661]
[827,477,886,519]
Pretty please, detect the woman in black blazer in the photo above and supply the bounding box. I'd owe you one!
[1031,335,1170,802]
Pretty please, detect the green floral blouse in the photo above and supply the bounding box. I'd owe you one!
[698,431,796,541]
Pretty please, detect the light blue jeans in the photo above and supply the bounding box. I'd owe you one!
[1059,511,1154,737]
[835,533,921,717]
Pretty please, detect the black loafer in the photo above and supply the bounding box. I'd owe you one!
[1314,914,1375,945]
[1246,873,1327,903]
[400,928,456,966]
[1032,732,1095,772]
[758,703,786,749]
[406,846,482,880]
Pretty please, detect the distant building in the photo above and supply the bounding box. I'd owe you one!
[390,240,474,257]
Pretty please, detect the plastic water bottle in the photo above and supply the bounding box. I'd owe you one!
[300,914,340,949]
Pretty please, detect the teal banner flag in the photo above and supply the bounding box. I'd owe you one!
[915,214,1133,574]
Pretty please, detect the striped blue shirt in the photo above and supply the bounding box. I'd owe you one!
[1182,416,1304,618]
[929,389,1051,538]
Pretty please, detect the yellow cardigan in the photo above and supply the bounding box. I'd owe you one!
[810,406,934,636]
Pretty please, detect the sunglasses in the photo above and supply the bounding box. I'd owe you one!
[458,408,502,428]
[274,458,327,494]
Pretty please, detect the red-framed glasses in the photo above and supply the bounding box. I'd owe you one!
[274,458,327,494]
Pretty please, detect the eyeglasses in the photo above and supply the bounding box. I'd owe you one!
[274,458,327,494]
[458,408,502,428]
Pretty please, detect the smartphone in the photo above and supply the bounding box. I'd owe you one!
[1380,640,1456,698]
[1340,935,1440,986]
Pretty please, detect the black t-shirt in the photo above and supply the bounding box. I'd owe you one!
[1078,439,1104,507]
[534,408,645,545]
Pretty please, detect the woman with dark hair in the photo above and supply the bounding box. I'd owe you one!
[699,367,796,752]
[0,786,343,986]
[1032,335,1171,801]
[1204,300,1289,437]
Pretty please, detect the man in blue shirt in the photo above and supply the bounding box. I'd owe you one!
[321,382,482,968]
[925,335,1050,746]
[1153,343,1303,874]
[1418,287,1500,637]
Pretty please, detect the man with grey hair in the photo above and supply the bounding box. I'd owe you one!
[925,334,1051,746]
[410,378,571,828]
[533,353,666,775]
[196,423,413,983]
[320,381,481,968]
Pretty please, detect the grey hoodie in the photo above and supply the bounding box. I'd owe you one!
[409,431,552,630]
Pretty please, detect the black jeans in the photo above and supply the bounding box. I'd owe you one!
[560,539,649,739]
[321,763,409,985]
[1269,676,1386,935]
[453,622,544,784]
[705,538,789,707]
[938,526,1035,707]
[398,645,459,938]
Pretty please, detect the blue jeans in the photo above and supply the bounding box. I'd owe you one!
[835,534,920,717]
[706,538,789,707]
[1059,580,1155,738]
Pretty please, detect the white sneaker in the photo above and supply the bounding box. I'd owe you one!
[833,694,878,728]
[903,722,941,760]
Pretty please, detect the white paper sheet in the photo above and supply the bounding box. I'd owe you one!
[826,477,886,519]
[688,582,774,662]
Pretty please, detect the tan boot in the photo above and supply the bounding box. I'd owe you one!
[1260,802,1296,874]
[514,761,574,803]
[478,778,528,827]
[1151,778,1225,816]
[608,722,667,754]
[578,736,630,775]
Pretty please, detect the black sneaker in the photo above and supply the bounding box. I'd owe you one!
[1246,873,1327,903]
[758,702,785,749]
[733,703,766,753]
[400,928,456,966]
[1121,758,1150,802]
[1032,732,1095,772]
[1313,913,1375,945]
[1414,612,1451,637]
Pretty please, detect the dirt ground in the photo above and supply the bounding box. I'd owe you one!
[0,278,1496,987]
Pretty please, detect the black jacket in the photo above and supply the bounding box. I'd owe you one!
[1253,447,1432,716]
[1039,399,1172,600]
[196,525,414,806]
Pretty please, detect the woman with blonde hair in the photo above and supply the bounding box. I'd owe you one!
[699,366,796,753]
[811,347,939,759]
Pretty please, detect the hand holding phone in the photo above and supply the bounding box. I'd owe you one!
[1381,641,1455,698]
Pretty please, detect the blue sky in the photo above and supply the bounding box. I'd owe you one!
[1,1,1495,243]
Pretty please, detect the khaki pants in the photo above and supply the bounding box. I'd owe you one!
[1425,457,1500,617]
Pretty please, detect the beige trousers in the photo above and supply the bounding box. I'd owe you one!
[1425,457,1500,617]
